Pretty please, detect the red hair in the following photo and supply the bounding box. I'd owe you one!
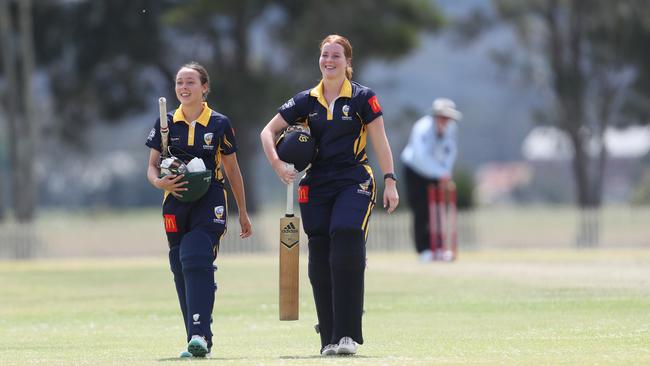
[320,35,353,80]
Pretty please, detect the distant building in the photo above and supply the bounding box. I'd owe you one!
[522,126,650,161]
[520,126,650,203]
[475,126,650,205]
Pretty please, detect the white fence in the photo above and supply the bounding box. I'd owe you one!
[0,206,648,259]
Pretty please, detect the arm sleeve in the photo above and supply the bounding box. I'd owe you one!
[359,89,383,125]
[218,117,238,155]
[145,117,162,152]
[278,91,309,125]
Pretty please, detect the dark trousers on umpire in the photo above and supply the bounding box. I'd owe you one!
[404,165,442,254]
[298,171,375,350]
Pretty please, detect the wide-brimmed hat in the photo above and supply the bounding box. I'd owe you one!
[433,98,462,121]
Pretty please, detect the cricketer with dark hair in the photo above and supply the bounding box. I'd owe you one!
[146,62,252,358]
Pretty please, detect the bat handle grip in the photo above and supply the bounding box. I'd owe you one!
[286,164,294,216]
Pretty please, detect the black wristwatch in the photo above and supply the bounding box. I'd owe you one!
[383,173,397,182]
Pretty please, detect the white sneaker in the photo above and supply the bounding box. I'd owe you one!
[336,337,358,355]
[321,344,337,356]
[187,335,209,358]
[418,249,433,262]
[442,250,455,262]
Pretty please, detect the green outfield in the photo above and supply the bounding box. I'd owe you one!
[1,250,649,365]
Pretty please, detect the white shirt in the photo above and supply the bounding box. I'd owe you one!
[400,115,458,179]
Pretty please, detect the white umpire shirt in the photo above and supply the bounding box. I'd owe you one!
[400,115,458,179]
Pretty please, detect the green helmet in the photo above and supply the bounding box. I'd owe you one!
[159,154,212,202]
[176,170,213,202]
[159,158,212,203]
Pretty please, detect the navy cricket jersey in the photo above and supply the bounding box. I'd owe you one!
[278,79,383,177]
[146,102,238,186]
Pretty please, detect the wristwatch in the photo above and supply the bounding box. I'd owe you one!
[383,173,397,182]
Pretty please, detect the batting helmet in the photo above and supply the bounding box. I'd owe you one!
[159,155,212,203]
[176,170,212,202]
[275,126,317,172]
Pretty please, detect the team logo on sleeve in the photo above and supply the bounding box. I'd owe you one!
[368,95,382,113]
[203,133,214,150]
[213,206,225,224]
[147,128,156,141]
[281,98,295,110]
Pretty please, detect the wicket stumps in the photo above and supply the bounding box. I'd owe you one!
[427,180,458,261]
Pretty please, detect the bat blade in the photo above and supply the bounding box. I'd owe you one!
[158,97,169,157]
[279,215,300,320]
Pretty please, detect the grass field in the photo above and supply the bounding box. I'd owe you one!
[1,250,649,365]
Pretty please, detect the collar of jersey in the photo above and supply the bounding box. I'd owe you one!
[309,78,352,110]
[172,102,212,127]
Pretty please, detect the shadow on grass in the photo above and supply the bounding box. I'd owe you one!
[158,355,377,362]
[279,355,378,359]
[158,357,248,362]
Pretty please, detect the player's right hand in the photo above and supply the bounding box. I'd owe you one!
[272,160,298,185]
[239,212,253,239]
[156,174,188,198]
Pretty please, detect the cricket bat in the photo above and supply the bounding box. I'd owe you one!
[279,164,299,321]
[158,97,169,157]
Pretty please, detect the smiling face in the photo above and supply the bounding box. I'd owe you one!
[319,42,349,81]
[175,67,208,106]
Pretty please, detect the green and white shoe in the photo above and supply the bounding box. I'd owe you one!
[187,335,209,358]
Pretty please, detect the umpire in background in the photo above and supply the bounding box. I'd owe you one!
[400,98,461,262]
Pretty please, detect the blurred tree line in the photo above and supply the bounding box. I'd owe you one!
[0,0,35,223]
[459,0,650,245]
[1,0,649,232]
[0,0,443,222]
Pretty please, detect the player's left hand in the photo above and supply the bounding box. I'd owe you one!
[239,212,253,238]
[383,180,399,214]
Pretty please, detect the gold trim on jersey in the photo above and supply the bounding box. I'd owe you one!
[309,79,352,120]
[222,134,234,150]
[361,164,376,240]
[220,186,228,242]
[172,102,213,146]
[354,122,367,161]
[215,141,223,182]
